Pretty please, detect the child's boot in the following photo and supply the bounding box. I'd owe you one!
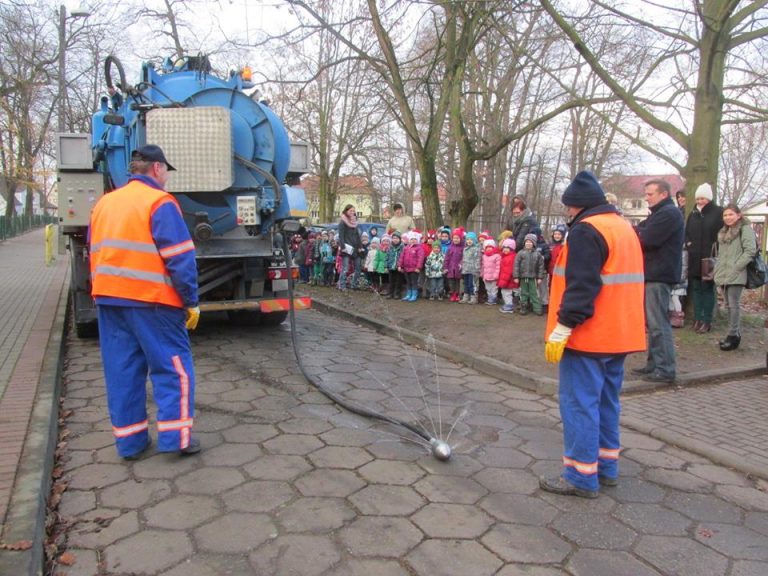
[469,294,478,305]
[459,293,469,304]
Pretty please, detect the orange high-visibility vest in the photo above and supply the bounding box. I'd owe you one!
[90,180,186,308]
[546,213,646,354]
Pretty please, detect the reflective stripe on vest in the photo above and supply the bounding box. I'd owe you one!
[546,213,646,354]
[90,180,187,308]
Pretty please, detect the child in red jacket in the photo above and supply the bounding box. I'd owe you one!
[498,238,519,313]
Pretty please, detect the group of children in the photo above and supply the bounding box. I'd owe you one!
[295,224,567,315]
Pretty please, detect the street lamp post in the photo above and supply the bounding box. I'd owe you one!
[57,4,90,132]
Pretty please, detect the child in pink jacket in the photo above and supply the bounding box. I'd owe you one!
[481,239,501,305]
[398,231,426,302]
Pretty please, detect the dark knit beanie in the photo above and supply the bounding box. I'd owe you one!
[561,171,607,208]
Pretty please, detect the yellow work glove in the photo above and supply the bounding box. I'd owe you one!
[545,322,572,364]
[185,306,200,330]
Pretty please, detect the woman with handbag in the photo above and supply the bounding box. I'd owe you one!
[685,183,724,333]
[714,204,758,351]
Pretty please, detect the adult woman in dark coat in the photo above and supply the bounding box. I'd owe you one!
[506,198,539,253]
[337,204,362,291]
[684,183,724,333]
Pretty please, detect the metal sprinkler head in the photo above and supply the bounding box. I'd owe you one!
[430,438,452,461]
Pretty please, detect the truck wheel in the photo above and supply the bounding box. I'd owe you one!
[226,309,261,326]
[259,311,288,327]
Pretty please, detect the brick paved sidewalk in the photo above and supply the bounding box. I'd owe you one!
[0,229,68,572]
[623,377,768,480]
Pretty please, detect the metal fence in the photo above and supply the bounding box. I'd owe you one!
[0,215,58,241]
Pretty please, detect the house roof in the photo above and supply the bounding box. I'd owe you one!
[601,174,685,197]
[297,175,374,196]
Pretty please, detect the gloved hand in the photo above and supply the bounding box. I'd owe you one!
[185,306,200,330]
[545,322,572,363]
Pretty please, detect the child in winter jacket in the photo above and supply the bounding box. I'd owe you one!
[364,237,380,290]
[513,233,546,315]
[424,241,446,300]
[481,239,501,305]
[372,235,391,293]
[460,232,482,304]
[498,238,519,313]
[443,228,464,302]
[398,231,426,302]
[386,231,405,299]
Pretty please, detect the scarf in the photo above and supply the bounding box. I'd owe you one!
[340,212,358,228]
[718,218,748,245]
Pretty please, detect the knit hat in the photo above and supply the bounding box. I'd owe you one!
[432,240,441,249]
[465,232,478,244]
[483,239,497,249]
[392,230,402,239]
[524,233,538,246]
[361,232,369,239]
[381,234,391,243]
[561,170,607,208]
[694,183,713,201]
[409,230,422,242]
[451,227,465,240]
[502,238,516,250]
[370,237,380,246]
[427,229,437,241]
[478,230,491,242]
[439,225,451,237]
[321,230,329,237]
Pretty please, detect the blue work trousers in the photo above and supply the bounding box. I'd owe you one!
[559,350,625,491]
[98,305,196,457]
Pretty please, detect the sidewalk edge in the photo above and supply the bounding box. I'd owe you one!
[0,261,69,576]
[621,414,768,482]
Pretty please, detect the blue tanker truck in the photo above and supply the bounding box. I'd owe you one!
[57,54,310,337]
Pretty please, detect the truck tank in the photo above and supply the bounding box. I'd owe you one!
[58,53,310,336]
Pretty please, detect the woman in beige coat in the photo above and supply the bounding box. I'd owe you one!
[713,203,757,351]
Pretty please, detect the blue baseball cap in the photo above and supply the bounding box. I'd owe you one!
[132,145,176,171]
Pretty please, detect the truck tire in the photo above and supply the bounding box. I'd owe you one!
[226,309,262,326]
[259,311,288,327]
[75,321,99,339]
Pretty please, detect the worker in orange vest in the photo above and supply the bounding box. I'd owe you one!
[90,144,201,460]
[541,171,646,498]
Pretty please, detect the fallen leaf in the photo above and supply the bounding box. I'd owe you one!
[0,540,33,551]
[58,552,76,566]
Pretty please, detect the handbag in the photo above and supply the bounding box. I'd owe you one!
[745,249,767,289]
[700,243,717,282]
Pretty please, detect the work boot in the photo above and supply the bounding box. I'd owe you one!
[179,438,201,455]
[123,437,152,461]
[539,476,598,499]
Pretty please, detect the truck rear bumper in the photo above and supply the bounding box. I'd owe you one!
[199,297,311,313]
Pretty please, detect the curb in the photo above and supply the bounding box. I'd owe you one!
[0,261,69,576]
[621,414,768,482]
[310,297,765,396]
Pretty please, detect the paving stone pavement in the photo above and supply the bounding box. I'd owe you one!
[623,378,768,472]
[48,309,768,576]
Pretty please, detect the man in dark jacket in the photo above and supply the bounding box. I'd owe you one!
[633,179,684,383]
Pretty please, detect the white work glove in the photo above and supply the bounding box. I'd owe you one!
[545,322,572,364]
[185,306,200,330]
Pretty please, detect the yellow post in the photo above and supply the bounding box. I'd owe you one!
[44,223,55,265]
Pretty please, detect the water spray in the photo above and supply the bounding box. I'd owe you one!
[281,230,452,461]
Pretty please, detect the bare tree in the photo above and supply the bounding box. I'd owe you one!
[540,0,768,203]
[719,122,768,206]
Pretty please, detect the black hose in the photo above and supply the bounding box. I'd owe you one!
[282,234,432,443]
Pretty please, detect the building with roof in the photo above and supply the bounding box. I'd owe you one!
[601,174,685,226]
